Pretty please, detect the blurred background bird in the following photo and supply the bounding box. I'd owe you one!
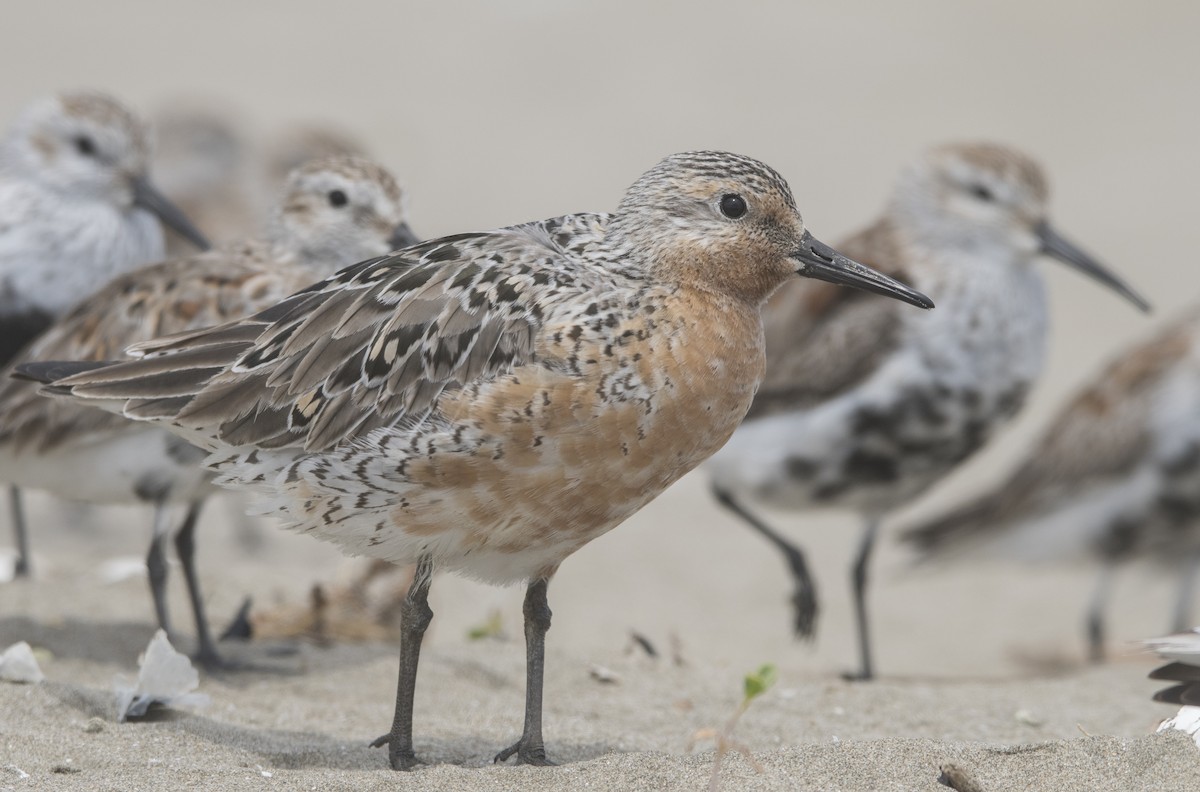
[706,142,1150,680]
[0,155,415,665]
[902,304,1200,662]
[0,90,209,579]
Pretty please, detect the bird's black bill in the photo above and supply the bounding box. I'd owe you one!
[388,222,420,250]
[1037,221,1150,313]
[792,231,934,310]
[131,177,211,252]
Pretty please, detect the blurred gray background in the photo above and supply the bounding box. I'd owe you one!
[3,1,1198,676]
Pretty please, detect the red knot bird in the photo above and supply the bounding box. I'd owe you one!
[0,90,209,578]
[18,150,932,768]
[706,142,1150,680]
[903,304,1200,661]
[0,156,413,666]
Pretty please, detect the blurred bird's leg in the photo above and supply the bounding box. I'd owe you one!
[710,483,819,639]
[146,502,175,640]
[9,486,30,578]
[1170,549,1200,633]
[1085,561,1114,663]
[846,516,881,681]
[174,498,224,669]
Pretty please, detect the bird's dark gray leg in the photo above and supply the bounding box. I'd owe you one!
[9,486,30,578]
[146,502,175,639]
[1086,562,1114,663]
[173,499,223,669]
[711,483,819,639]
[370,556,433,771]
[845,517,881,681]
[494,576,554,766]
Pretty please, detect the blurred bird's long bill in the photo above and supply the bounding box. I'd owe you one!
[388,222,420,250]
[791,230,934,309]
[130,176,211,252]
[1036,221,1150,313]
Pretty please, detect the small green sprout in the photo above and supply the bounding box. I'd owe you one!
[742,663,777,705]
[466,609,504,641]
[690,663,777,792]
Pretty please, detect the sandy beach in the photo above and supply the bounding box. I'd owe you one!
[3,475,1196,790]
[3,1,1200,789]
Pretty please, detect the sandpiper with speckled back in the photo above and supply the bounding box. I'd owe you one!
[0,155,415,667]
[706,142,1150,680]
[19,150,932,768]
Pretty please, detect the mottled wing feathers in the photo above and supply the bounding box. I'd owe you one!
[747,218,908,420]
[903,312,1198,551]
[0,244,301,452]
[55,216,609,454]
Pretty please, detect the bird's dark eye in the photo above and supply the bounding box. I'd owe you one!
[719,193,747,219]
[328,189,348,208]
[969,183,995,202]
[74,135,96,157]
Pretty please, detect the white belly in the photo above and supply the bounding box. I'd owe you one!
[0,428,213,504]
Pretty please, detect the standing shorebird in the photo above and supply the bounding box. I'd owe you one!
[902,305,1200,661]
[706,143,1149,680]
[19,151,933,768]
[0,90,209,578]
[0,156,415,666]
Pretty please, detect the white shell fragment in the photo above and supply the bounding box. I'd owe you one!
[0,641,44,683]
[1157,705,1200,748]
[113,630,209,721]
[588,663,621,684]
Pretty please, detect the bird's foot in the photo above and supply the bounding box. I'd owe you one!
[494,737,555,766]
[219,597,254,641]
[369,733,423,771]
[193,645,270,673]
[193,647,231,672]
[791,587,819,641]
